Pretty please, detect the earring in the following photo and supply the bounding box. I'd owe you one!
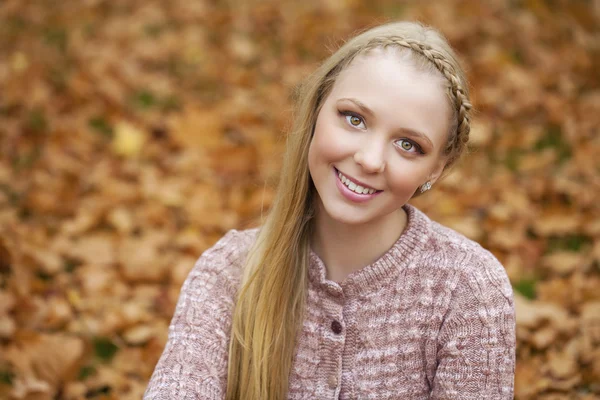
[420,181,432,193]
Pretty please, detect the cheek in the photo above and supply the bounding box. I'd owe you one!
[385,160,431,193]
[310,115,347,164]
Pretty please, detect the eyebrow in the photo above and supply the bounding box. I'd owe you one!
[338,97,434,148]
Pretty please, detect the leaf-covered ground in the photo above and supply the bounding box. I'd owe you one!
[0,0,599,399]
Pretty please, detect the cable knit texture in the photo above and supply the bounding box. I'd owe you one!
[144,204,516,399]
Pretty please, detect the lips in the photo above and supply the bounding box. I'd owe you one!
[334,167,382,192]
[333,167,382,203]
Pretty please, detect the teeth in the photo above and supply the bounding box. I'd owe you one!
[337,170,377,195]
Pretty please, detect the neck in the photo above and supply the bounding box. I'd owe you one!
[310,203,408,282]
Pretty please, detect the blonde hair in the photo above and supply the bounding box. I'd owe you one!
[225,21,472,400]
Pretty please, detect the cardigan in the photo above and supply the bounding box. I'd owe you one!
[144,204,516,399]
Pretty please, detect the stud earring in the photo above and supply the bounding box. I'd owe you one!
[420,181,432,193]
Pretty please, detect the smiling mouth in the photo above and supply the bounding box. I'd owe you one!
[335,167,382,195]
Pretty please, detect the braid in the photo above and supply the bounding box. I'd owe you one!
[365,37,472,168]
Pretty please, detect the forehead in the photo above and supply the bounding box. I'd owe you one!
[329,49,451,150]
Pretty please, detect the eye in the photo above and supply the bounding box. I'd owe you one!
[348,115,362,127]
[395,139,424,154]
[340,111,366,129]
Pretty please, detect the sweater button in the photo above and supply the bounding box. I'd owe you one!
[328,374,338,388]
[331,320,343,334]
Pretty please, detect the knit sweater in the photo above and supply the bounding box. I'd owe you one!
[144,204,516,399]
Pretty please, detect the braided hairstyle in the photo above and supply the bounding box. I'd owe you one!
[314,22,473,179]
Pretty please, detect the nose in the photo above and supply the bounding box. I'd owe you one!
[353,139,386,174]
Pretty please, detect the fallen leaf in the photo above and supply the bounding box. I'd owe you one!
[5,333,84,399]
[118,233,171,282]
[122,324,155,345]
[541,252,587,275]
[112,121,147,157]
[68,234,116,265]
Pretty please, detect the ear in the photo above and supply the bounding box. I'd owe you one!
[428,156,448,186]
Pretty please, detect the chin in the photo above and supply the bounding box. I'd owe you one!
[321,202,376,226]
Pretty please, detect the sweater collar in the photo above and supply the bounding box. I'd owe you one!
[308,203,430,298]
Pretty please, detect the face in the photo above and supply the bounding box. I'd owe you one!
[307,48,451,227]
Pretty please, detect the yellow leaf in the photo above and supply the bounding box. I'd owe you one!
[11,52,29,72]
[112,121,146,157]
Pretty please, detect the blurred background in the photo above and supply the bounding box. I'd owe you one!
[0,0,599,399]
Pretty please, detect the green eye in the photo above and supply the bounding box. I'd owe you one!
[401,140,413,150]
[396,139,423,154]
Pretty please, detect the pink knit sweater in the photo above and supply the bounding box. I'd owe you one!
[144,204,516,399]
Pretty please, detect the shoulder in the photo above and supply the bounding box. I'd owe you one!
[413,207,513,302]
[199,227,260,270]
[185,227,260,293]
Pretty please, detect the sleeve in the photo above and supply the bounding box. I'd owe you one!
[431,254,516,400]
[144,230,241,400]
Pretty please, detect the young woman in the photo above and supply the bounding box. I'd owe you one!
[145,21,516,400]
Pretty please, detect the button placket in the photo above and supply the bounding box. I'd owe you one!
[322,289,344,397]
[327,317,344,396]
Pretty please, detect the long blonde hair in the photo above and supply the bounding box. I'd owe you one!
[225,21,472,400]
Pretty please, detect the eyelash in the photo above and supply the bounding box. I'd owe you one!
[338,110,425,155]
[339,110,366,129]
